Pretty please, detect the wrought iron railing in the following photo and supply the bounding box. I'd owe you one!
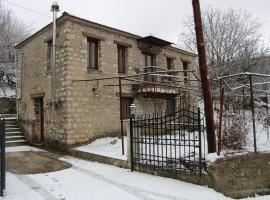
[130,107,205,175]
[135,66,178,85]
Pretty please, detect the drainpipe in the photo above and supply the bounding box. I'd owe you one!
[14,48,18,120]
[51,1,60,104]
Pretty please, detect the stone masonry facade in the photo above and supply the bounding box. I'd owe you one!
[16,12,197,146]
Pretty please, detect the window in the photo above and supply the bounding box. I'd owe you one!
[166,57,174,70]
[87,38,99,69]
[143,52,155,67]
[47,40,53,71]
[183,61,189,84]
[117,45,127,74]
[120,97,133,119]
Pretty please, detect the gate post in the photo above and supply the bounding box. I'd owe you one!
[129,104,136,172]
[2,119,5,191]
[128,117,134,171]
[127,118,131,163]
[198,108,202,175]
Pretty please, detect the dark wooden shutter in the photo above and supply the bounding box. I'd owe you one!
[118,45,126,74]
[120,97,133,119]
[88,38,99,69]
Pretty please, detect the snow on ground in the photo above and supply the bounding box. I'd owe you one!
[2,145,270,200]
[205,153,224,163]
[74,106,270,165]
[6,145,45,153]
[3,146,270,200]
[245,118,270,152]
[75,137,127,160]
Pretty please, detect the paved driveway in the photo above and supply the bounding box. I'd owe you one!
[1,146,269,200]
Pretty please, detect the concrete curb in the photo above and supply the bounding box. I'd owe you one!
[67,148,130,170]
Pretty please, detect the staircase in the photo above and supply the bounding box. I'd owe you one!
[1,114,27,147]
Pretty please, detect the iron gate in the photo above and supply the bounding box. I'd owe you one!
[0,119,5,196]
[130,107,205,175]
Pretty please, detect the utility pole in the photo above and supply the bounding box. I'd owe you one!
[192,0,216,153]
[51,1,60,103]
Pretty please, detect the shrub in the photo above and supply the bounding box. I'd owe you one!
[222,113,247,150]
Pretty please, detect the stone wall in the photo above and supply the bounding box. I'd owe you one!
[17,20,69,146]
[207,153,270,198]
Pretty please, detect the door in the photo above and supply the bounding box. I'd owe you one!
[34,97,44,143]
[166,98,176,115]
[40,98,44,143]
[143,52,155,82]
[143,52,155,67]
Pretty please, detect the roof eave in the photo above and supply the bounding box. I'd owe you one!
[14,12,197,58]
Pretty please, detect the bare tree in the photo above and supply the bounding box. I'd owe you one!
[179,7,269,78]
[0,1,30,97]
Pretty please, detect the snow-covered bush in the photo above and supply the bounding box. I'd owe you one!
[264,114,270,126]
[222,113,247,150]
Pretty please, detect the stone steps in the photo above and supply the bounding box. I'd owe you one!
[0,114,27,147]
[0,114,17,118]
[6,132,24,137]
[6,140,27,147]
[5,120,18,125]
[6,135,26,142]
[6,128,20,132]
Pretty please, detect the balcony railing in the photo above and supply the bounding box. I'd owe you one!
[135,66,179,83]
[132,66,179,96]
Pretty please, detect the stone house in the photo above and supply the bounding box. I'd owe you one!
[15,12,197,146]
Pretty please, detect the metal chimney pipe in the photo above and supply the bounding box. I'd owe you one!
[51,1,59,103]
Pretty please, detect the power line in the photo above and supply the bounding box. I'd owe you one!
[2,0,51,18]
[70,0,84,13]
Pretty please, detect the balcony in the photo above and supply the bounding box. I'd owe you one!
[132,66,179,98]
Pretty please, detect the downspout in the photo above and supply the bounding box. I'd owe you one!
[15,49,18,120]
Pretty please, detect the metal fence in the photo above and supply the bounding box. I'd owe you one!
[130,107,205,175]
[0,119,5,196]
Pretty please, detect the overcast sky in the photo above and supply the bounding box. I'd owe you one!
[3,0,270,44]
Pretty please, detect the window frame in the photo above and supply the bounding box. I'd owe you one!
[87,38,99,70]
[117,45,127,74]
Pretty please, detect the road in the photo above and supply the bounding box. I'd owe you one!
[1,146,268,200]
